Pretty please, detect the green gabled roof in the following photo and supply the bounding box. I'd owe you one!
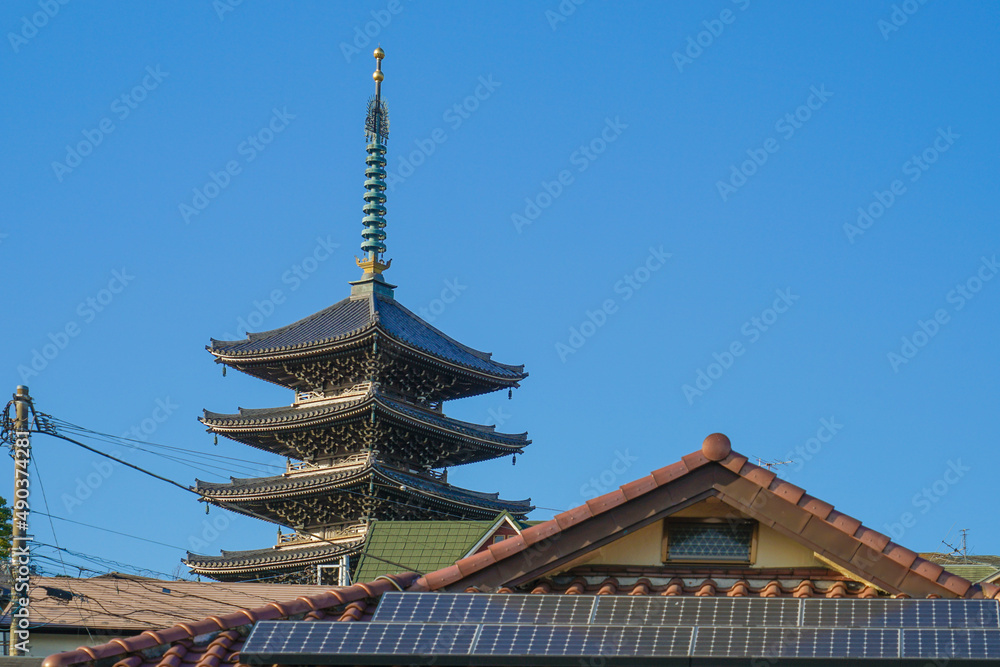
[354,520,495,583]
[939,564,1000,583]
[353,515,538,583]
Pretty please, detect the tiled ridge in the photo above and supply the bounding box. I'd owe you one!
[494,576,885,598]
[417,436,998,601]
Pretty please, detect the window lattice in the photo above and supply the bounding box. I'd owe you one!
[667,522,753,561]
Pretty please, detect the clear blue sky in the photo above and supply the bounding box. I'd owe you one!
[2,1,998,580]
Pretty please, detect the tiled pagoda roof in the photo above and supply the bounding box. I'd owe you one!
[195,461,533,521]
[208,293,526,382]
[201,384,529,466]
[185,538,365,580]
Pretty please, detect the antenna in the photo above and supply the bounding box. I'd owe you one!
[942,528,970,562]
[754,456,793,471]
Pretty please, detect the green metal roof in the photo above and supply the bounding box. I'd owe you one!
[353,515,535,583]
[939,564,1000,583]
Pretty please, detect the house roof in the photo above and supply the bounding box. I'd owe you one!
[0,574,340,632]
[920,553,1000,584]
[353,520,496,584]
[353,514,532,583]
[208,293,526,380]
[42,434,1000,667]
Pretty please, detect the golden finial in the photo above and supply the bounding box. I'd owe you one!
[372,46,385,83]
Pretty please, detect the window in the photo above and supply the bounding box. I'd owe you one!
[493,535,505,544]
[662,520,756,563]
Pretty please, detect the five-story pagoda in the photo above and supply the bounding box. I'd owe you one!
[185,49,532,584]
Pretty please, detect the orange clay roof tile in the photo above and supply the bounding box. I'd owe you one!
[825,510,863,536]
[680,450,710,470]
[620,476,657,500]
[937,572,973,597]
[521,519,563,546]
[980,582,1000,599]
[720,452,749,474]
[555,505,593,531]
[798,494,834,519]
[739,462,777,488]
[883,543,919,569]
[855,526,892,553]
[769,480,806,505]
[487,533,527,558]
[421,564,463,590]
[456,549,497,577]
[910,561,949,588]
[586,489,628,516]
[651,460,689,485]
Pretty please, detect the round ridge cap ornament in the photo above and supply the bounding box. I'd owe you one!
[702,432,731,461]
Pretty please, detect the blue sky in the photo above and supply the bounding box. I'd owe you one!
[2,1,998,581]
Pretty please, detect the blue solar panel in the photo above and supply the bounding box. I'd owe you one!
[802,599,1000,628]
[474,625,692,658]
[594,596,799,627]
[693,627,899,659]
[903,629,1000,659]
[244,621,478,663]
[372,591,595,625]
[241,596,1000,664]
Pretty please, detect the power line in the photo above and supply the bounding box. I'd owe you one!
[31,456,70,576]
[25,415,548,581]
[33,542,180,581]
[48,418,285,476]
[33,510,187,552]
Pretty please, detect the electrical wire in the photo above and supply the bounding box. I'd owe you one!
[47,417,285,476]
[30,456,70,577]
[33,510,187,552]
[31,427,424,578]
[24,415,553,582]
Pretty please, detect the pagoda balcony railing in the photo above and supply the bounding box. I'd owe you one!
[423,468,447,483]
[277,524,368,546]
[286,453,372,474]
[295,383,373,404]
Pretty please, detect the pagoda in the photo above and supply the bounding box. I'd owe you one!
[185,49,532,584]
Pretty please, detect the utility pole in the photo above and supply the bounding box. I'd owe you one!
[8,386,32,656]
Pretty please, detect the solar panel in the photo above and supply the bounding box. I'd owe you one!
[244,621,478,664]
[692,627,899,659]
[594,596,800,627]
[372,591,595,625]
[902,629,1000,659]
[241,596,1000,664]
[802,599,1000,628]
[474,625,692,658]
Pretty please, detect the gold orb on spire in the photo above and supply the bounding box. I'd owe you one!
[373,70,384,82]
[374,46,385,60]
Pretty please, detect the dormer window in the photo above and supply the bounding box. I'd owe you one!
[662,519,757,563]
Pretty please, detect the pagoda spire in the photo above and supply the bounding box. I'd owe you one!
[355,46,392,281]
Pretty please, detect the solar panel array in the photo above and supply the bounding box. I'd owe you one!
[242,593,1000,664]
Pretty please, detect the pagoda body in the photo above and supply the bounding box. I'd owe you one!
[185,50,531,584]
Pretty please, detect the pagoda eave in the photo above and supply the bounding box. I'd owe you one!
[210,316,526,400]
[201,390,530,468]
[196,465,532,525]
[184,542,362,582]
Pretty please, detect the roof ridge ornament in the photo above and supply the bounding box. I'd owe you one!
[355,46,392,280]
